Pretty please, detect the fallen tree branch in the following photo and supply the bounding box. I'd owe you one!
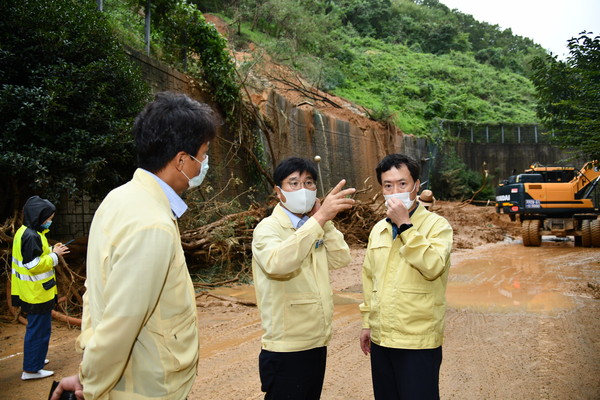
[193,276,240,288]
[195,291,256,307]
[51,310,81,326]
[268,74,342,109]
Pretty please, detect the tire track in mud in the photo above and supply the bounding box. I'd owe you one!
[535,316,555,400]
[442,309,499,399]
[321,302,372,399]
[534,306,600,400]
[533,259,571,400]
[443,243,600,400]
[530,248,600,398]
[444,308,556,400]
[192,305,264,400]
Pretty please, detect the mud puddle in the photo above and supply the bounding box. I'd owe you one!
[208,240,600,317]
[208,285,363,307]
[448,240,600,314]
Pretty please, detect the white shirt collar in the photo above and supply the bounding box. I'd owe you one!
[142,169,188,218]
[280,204,306,228]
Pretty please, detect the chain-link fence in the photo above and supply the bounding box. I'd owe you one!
[439,120,554,144]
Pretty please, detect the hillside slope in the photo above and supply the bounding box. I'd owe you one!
[201,0,544,137]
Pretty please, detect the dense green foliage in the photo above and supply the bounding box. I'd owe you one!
[108,0,240,119]
[0,0,150,218]
[199,0,545,136]
[327,35,537,134]
[157,1,240,117]
[430,146,494,201]
[531,33,600,160]
[337,0,545,74]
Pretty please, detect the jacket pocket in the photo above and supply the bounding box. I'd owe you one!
[42,278,56,291]
[387,286,436,335]
[168,310,198,371]
[150,310,198,372]
[283,294,325,342]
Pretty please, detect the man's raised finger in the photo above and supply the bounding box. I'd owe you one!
[329,179,347,195]
[336,187,356,198]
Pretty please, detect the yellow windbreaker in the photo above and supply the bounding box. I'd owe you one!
[77,169,199,399]
[360,204,453,349]
[252,204,351,352]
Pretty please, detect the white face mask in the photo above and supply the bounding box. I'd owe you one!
[384,184,417,210]
[182,155,209,188]
[278,187,317,214]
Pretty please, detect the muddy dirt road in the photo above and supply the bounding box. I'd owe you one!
[1,237,599,400]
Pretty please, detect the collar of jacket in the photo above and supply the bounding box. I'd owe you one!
[132,168,176,221]
[378,203,427,235]
[271,203,298,229]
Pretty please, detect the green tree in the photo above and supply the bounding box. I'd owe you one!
[531,33,600,160]
[338,0,394,39]
[431,146,491,201]
[151,0,240,118]
[0,0,150,219]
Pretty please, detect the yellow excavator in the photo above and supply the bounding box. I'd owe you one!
[495,160,600,246]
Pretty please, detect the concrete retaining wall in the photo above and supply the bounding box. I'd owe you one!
[452,142,577,184]
[263,91,430,198]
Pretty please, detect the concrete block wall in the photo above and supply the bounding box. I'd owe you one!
[452,142,578,185]
[53,48,250,239]
[53,49,207,239]
[52,194,98,241]
[124,46,204,99]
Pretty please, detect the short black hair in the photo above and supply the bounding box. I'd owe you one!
[273,157,318,187]
[375,153,420,185]
[133,92,217,172]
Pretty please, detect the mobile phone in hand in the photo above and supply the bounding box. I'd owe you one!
[48,381,76,400]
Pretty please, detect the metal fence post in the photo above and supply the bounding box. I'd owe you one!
[486,126,489,143]
[518,126,521,143]
[501,125,504,143]
[145,0,151,56]
[534,125,538,143]
[470,126,474,143]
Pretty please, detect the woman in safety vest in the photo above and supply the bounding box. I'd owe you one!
[11,196,69,380]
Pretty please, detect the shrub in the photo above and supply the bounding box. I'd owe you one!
[0,0,150,218]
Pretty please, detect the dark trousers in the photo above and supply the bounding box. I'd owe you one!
[23,312,52,372]
[370,342,442,400]
[259,347,327,400]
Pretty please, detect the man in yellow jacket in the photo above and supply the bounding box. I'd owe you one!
[252,157,355,399]
[359,154,453,400]
[51,92,216,400]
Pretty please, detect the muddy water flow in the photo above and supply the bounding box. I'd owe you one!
[448,240,600,314]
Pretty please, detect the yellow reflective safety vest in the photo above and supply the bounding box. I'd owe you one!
[11,225,58,314]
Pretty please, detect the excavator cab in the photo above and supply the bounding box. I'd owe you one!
[495,161,600,247]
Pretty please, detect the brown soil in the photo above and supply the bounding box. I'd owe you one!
[2,203,599,400]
